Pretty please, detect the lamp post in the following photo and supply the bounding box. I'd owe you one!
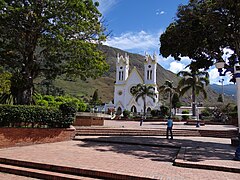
[219,79,224,103]
[215,58,240,161]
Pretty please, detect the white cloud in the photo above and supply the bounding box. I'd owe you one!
[104,30,163,53]
[156,9,165,15]
[209,67,231,84]
[169,61,186,73]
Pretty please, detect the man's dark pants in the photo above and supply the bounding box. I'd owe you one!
[166,127,173,139]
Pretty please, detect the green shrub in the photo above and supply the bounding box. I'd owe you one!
[43,95,55,102]
[151,110,160,117]
[36,99,48,107]
[160,105,169,117]
[123,109,130,118]
[201,107,212,117]
[35,95,87,112]
[0,104,75,128]
[181,110,189,120]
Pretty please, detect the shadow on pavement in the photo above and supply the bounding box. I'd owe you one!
[75,136,236,163]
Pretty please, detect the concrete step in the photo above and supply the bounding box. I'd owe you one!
[0,158,155,180]
[198,130,238,138]
[75,129,201,136]
[0,163,97,180]
[75,128,238,138]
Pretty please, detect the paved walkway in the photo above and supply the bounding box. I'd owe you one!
[102,120,238,131]
[0,120,239,179]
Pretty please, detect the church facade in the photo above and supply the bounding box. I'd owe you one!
[114,53,159,115]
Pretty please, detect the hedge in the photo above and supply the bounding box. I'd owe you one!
[0,104,76,128]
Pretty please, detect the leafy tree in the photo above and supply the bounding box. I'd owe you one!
[89,89,102,106]
[177,69,209,118]
[160,0,240,76]
[158,80,178,115]
[160,105,169,118]
[172,93,181,115]
[0,67,11,95]
[0,0,109,105]
[132,83,157,117]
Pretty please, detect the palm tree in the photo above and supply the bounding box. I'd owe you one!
[158,80,178,115]
[132,83,157,117]
[177,69,209,118]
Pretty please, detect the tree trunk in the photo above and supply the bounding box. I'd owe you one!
[169,91,172,116]
[16,87,34,105]
[11,73,34,105]
[143,96,146,117]
[192,87,196,117]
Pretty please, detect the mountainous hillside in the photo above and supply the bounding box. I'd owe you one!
[52,45,234,106]
[210,84,236,99]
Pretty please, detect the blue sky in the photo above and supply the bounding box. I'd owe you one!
[96,0,230,85]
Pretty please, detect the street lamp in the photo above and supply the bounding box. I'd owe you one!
[215,58,240,161]
[219,79,224,103]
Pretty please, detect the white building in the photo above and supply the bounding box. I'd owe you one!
[114,53,160,115]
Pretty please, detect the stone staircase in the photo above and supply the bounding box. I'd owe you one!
[74,128,238,138]
[75,128,201,136]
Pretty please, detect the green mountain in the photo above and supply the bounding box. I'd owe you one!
[51,45,234,106]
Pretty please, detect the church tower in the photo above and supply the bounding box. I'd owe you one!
[144,53,158,103]
[115,53,129,85]
[114,53,129,115]
[144,53,157,85]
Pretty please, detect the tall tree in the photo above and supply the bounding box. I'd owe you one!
[158,80,178,115]
[160,0,240,74]
[0,0,109,104]
[90,89,101,106]
[172,93,181,115]
[177,68,209,117]
[132,83,157,117]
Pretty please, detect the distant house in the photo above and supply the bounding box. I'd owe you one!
[113,53,160,115]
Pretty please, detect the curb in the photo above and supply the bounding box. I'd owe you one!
[174,147,240,174]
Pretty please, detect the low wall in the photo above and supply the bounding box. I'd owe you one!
[73,116,104,126]
[0,127,76,149]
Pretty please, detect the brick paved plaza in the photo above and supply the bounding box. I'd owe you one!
[0,120,239,179]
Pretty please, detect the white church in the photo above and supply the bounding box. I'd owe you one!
[114,53,160,115]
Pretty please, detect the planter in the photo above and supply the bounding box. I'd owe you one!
[0,127,76,149]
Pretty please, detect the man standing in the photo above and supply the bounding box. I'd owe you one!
[166,116,173,139]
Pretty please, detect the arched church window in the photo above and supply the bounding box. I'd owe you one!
[119,71,121,81]
[116,107,122,115]
[119,71,124,81]
[131,105,137,113]
[150,70,152,80]
[147,107,151,114]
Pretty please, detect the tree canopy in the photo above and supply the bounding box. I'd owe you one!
[160,0,240,71]
[177,69,209,117]
[158,80,178,115]
[132,83,156,116]
[0,0,109,104]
